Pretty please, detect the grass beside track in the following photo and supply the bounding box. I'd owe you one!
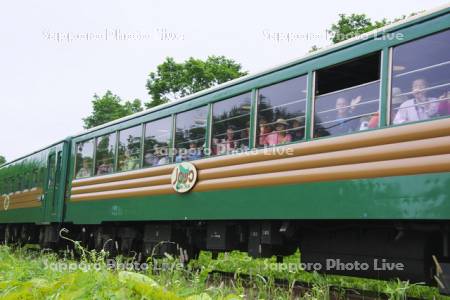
[0,245,448,299]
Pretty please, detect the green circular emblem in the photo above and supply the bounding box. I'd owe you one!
[3,195,10,211]
[171,162,197,193]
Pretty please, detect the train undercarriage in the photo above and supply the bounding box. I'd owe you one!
[1,220,449,292]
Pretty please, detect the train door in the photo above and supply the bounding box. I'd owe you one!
[43,150,62,223]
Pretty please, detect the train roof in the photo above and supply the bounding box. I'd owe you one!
[0,139,69,169]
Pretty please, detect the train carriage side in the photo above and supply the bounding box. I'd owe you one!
[63,8,450,284]
[0,140,70,245]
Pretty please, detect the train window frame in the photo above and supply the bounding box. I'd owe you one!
[143,116,174,168]
[255,75,309,149]
[94,132,117,177]
[173,105,209,163]
[312,52,382,140]
[210,92,253,156]
[388,29,450,127]
[117,124,143,172]
[74,138,95,179]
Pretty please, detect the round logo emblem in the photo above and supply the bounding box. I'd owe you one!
[3,195,10,211]
[171,162,197,193]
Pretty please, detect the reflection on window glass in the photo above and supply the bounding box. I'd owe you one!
[257,76,307,146]
[212,93,251,155]
[391,30,450,124]
[118,125,142,172]
[31,168,38,188]
[314,53,381,138]
[144,117,172,167]
[95,133,116,176]
[174,106,208,162]
[75,139,94,178]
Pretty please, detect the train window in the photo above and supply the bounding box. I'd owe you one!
[16,175,21,192]
[95,133,116,176]
[2,178,7,195]
[16,171,22,192]
[75,139,94,179]
[11,176,17,193]
[30,168,38,188]
[9,177,14,193]
[257,76,307,147]
[314,52,381,138]
[143,117,172,167]
[174,106,208,162]
[22,171,29,191]
[37,167,44,188]
[391,30,450,124]
[5,178,10,194]
[211,93,251,155]
[118,125,142,172]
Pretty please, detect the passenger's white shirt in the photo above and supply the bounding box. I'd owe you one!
[393,98,438,124]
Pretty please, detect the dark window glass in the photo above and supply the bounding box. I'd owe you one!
[391,30,450,124]
[257,76,307,147]
[15,175,20,193]
[20,169,27,191]
[12,176,17,193]
[9,177,14,194]
[0,179,4,195]
[118,125,142,172]
[7,177,13,194]
[174,106,208,162]
[23,170,30,190]
[314,52,381,138]
[212,93,251,155]
[75,139,94,178]
[95,133,116,176]
[144,117,172,167]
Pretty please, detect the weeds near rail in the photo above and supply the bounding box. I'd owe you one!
[0,243,447,299]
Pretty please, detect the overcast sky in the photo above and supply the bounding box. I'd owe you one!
[0,0,448,162]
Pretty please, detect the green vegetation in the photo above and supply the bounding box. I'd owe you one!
[309,11,422,51]
[0,245,182,299]
[0,245,448,300]
[82,91,143,129]
[145,56,248,108]
[82,56,247,129]
[0,155,5,165]
[327,13,389,44]
[193,251,448,299]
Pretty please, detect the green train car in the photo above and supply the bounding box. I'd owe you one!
[1,5,450,288]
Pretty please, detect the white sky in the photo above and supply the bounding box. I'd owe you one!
[0,0,448,162]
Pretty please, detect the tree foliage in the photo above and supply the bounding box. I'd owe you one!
[83,91,143,129]
[307,12,422,53]
[327,12,422,45]
[328,13,388,44]
[145,56,247,108]
[0,155,5,165]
